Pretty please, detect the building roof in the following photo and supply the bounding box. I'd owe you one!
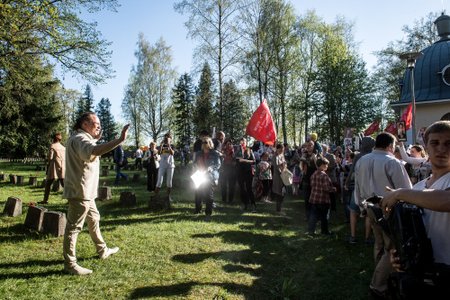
[398,13,450,105]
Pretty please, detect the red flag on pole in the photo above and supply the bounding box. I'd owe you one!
[245,99,277,145]
[364,120,380,136]
[400,103,413,130]
[384,121,397,135]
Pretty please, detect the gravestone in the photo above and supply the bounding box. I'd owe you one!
[3,197,22,217]
[120,191,136,206]
[16,175,24,185]
[97,186,112,201]
[101,167,109,177]
[42,211,66,237]
[9,174,17,184]
[28,176,38,186]
[148,194,171,211]
[132,173,140,183]
[24,205,48,232]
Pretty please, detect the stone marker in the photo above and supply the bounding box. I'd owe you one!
[9,174,17,184]
[101,166,109,176]
[120,191,136,206]
[28,176,38,186]
[132,173,140,183]
[148,194,171,211]
[97,186,112,201]
[16,175,25,185]
[24,205,48,232]
[3,196,22,217]
[42,211,66,237]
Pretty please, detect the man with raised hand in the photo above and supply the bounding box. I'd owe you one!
[63,112,129,275]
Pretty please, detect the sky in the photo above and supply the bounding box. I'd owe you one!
[60,0,449,122]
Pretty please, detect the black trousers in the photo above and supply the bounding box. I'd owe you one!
[43,178,64,202]
[238,168,254,209]
[195,182,214,215]
[147,165,158,191]
[220,164,236,203]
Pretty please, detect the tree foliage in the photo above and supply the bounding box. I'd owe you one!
[0,59,63,157]
[96,97,117,143]
[0,0,118,83]
[122,34,176,146]
[0,0,117,157]
[222,79,249,141]
[193,62,215,134]
[75,84,95,118]
[174,0,243,128]
[172,73,195,147]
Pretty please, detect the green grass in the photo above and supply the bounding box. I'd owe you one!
[0,160,374,299]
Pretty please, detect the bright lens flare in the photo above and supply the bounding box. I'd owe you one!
[191,170,207,189]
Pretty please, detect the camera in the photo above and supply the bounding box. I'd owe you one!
[364,196,433,273]
[364,196,437,299]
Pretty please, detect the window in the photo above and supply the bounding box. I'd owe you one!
[441,65,450,86]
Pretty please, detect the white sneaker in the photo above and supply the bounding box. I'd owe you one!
[100,247,119,259]
[64,264,93,275]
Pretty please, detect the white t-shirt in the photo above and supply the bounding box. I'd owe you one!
[415,172,450,265]
[135,148,143,159]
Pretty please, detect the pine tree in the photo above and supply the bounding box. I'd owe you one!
[172,73,195,146]
[75,84,95,119]
[222,80,249,141]
[193,63,215,134]
[96,98,117,143]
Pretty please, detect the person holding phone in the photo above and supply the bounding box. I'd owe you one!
[154,132,175,201]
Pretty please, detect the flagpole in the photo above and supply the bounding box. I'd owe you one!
[400,52,422,144]
[410,68,416,144]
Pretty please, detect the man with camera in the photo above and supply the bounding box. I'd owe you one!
[354,132,412,298]
[381,120,450,297]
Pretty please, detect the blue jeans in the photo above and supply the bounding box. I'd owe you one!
[115,164,127,184]
[308,203,330,234]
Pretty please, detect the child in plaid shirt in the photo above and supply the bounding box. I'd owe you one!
[307,157,337,235]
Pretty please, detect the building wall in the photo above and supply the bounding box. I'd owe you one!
[416,102,450,129]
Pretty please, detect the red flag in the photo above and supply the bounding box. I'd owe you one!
[245,99,277,145]
[364,120,380,136]
[400,103,413,130]
[384,121,397,135]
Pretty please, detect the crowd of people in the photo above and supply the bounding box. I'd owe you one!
[37,112,450,300]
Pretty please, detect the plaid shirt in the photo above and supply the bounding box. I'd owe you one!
[309,170,334,204]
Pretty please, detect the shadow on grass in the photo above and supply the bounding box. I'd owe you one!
[0,258,63,269]
[0,258,65,280]
[0,223,51,243]
[128,281,249,299]
[0,270,63,280]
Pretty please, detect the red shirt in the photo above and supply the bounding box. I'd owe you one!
[309,170,334,204]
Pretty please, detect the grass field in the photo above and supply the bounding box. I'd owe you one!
[0,160,374,299]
